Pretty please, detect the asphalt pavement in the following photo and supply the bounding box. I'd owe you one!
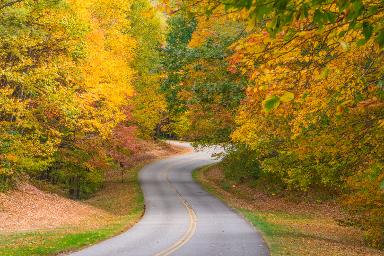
[70,142,269,256]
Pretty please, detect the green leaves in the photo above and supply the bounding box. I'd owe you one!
[254,3,272,20]
[376,29,384,48]
[362,22,373,40]
[274,0,289,10]
[263,92,294,112]
[313,10,325,27]
[263,95,280,112]
[380,180,384,190]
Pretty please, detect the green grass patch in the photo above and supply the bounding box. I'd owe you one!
[239,210,284,255]
[0,228,115,256]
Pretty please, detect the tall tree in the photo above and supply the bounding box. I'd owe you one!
[160,13,248,144]
[129,0,167,139]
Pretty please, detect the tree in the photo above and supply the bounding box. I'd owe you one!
[128,0,167,139]
[161,0,384,247]
[0,0,161,198]
[160,13,248,144]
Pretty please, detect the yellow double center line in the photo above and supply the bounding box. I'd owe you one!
[155,163,198,256]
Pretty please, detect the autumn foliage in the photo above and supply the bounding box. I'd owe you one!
[0,0,165,197]
[1,0,383,249]
[160,0,384,248]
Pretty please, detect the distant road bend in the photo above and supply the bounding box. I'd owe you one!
[71,141,269,256]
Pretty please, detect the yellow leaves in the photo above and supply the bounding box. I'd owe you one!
[320,67,329,79]
[70,0,137,137]
[378,120,384,128]
[0,0,168,192]
[228,10,384,149]
[280,91,295,103]
[231,115,260,148]
[167,2,384,244]
[171,112,192,138]
[339,40,350,51]
[189,27,213,48]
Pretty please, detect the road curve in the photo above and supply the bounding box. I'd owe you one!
[71,142,269,256]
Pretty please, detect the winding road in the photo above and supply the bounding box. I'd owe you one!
[71,142,269,256]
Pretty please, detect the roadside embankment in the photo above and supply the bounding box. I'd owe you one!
[194,164,384,256]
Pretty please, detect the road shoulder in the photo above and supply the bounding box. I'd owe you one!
[193,164,383,256]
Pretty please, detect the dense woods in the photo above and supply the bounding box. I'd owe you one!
[0,0,383,250]
[159,0,384,248]
[0,0,165,198]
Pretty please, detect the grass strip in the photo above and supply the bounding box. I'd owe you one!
[0,164,145,256]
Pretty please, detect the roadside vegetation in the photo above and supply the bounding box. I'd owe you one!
[0,0,166,198]
[160,1,384,249]
[194,165,384,256]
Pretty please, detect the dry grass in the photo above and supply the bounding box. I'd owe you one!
[195,165,384,256]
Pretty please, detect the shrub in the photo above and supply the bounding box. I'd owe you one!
[345,163,384,249]
[222,145,261,182]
